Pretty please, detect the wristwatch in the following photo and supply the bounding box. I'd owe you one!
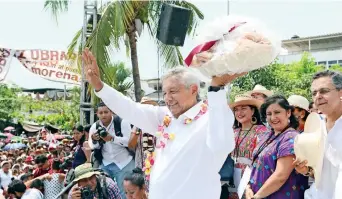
[304,166,314,177]
[208,86,225,92]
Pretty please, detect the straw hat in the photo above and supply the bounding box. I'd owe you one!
[73,163,101,182]
[229,94,263,109]
[294,112,325,187]
[288,95,309,111]
[246,84,273,97]
[141,97,158,106]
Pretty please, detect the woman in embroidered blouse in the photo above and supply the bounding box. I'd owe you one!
[225,94,267,199]
[245,95,308,199]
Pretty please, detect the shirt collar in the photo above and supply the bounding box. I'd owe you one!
[178,101,204,121]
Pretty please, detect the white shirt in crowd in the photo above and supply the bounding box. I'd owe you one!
[0,170,12,190]
[88,115,133,169]
[21,188,43,199]
[95,83,235,199]
[306,116,342,199]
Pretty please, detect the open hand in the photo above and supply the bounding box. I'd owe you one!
[82,48,103,91]
[211,72,247,86]
[293,158,308,175]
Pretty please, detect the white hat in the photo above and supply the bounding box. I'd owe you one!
[294,112,325,187]
[288,95,309,111]
[246,84,273,97]
[229,94,262,109]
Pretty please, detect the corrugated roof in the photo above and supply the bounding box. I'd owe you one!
[282,32,342,43]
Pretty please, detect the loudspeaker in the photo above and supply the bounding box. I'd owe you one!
[156,3,191,46]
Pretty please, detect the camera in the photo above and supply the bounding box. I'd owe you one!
[97,126,108,138]
[80,186,94,199]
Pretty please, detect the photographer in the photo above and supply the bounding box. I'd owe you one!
[68,163,121,199]
[89,102,134,199]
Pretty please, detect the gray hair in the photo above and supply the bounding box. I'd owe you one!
[312,70,342,90]
[161,66,201,100]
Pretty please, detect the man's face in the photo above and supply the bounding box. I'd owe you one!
[37,160,49,170]
[162,76,198,118]
[2,163,10,173]
[78,175,97,191]
[311,77,342,116]
[97,106,112,124]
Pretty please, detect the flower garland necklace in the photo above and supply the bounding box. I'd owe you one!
[143,101,208,179]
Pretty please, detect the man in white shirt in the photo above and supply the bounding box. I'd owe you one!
[82,49,242,199]
[88,102,134,199]
[295,70,342,198]
[0,161,13,191]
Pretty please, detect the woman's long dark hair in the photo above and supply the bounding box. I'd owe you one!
[72,125,85,149]
[233,105,263,129]
[260,95,299,130]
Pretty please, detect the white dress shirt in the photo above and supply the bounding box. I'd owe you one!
[95,83,235,199]
[0,170,12,189]
[305,116,342,199]
[88,116,133,169]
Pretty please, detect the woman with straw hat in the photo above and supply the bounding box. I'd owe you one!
[224,94,267,199]
[288,95,310,133]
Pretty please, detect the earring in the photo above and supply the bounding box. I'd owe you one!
[251,116,257,124]
[288,119,291,124]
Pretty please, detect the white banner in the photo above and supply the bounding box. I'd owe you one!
[14,49,81,85]
[0,48,15,81]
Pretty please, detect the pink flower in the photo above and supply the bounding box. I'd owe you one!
[158,125,164,131]
[156,141,166,148]
[163,133,170,139]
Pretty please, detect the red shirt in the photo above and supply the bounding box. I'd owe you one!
[33,167,50,178]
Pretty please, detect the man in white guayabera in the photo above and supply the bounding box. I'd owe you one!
[82,49,245,199]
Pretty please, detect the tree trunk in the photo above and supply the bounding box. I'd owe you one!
[128,27,142,102]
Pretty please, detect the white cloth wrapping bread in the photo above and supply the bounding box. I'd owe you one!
[186,15,281,81]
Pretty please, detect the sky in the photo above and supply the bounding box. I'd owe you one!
[0,0,342,89]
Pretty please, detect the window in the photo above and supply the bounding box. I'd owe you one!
[328,60,338,68]
[338,60,342,66]
[317,61,327,66]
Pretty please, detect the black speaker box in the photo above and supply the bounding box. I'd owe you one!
[156,4,191,46]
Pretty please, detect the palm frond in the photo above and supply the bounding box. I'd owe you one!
[43,0,70,23]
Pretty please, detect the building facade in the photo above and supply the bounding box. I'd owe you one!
[278,32,342,68]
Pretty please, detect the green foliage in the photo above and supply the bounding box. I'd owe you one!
[13,87,81,131]
[0,84,21,121]
[91,62,133,105]
[230,52,326,101]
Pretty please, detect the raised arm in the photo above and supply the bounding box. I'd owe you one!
[95,83,165,133]
[206,88,235,153]
[82,49,165,133]
[206,73,246,153]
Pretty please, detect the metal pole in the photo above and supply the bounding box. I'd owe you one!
[157,46,160,101]
[227,0,230,15]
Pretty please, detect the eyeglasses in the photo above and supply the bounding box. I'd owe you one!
[311,88,337,97]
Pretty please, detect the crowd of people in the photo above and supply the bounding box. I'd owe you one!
[0,48,341,199]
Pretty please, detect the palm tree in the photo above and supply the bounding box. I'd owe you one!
[44,0,204,102]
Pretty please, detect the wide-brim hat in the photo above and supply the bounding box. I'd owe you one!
[73,163,101,182]
[294,112,325,187]
[229,94,263,109]
[246,84,273,97]
[141,97,158,106]
[288,95,309,111]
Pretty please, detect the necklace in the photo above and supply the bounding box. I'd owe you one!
[143,101,208,180]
